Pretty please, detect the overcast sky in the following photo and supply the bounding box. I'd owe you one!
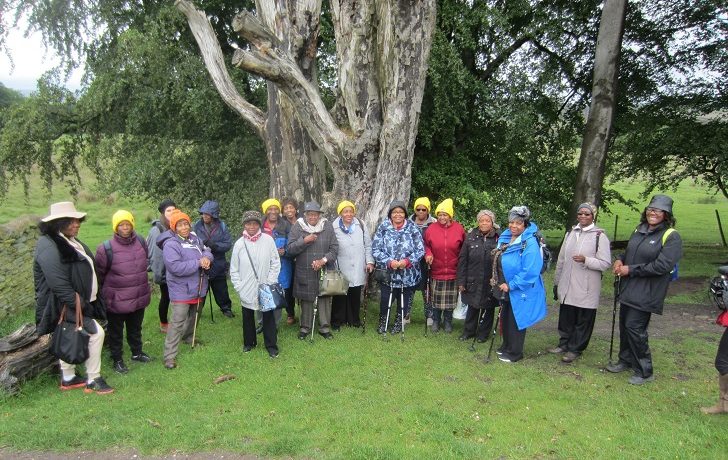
[1,25,83,93]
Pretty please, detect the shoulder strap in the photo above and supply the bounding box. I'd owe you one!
[595,230,603,253]
[102,240,113,268]
[155,221,165,233]
[662,228,675,245]
[136,234,148,256]
[242,240,259,282]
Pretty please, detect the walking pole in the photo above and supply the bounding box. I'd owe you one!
[400,281,405,342]
[362,273,370,335]
[469,308,485,352]
[208,294,215,323]
[609,276,621,365]
[383,285,394,341]
[191,270,204,348]
[486,294,504,362]
[424,275,431,337]
[310,296,318,343]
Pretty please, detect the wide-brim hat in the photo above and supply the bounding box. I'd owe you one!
[41,202,87,222]
[303,201,323,213]
[647,194,673,214]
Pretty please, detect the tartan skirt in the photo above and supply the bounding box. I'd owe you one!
[432,279,458,311]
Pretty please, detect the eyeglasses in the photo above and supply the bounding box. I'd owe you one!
[415,208,427,212]
[646,207,665,214]
[576,212,592,216]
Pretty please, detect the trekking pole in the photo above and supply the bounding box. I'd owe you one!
[400,281,405,343]
[310,296,318,343]
[362,272,370,335]
[208,294,215,323]
[424,274,431,337]
[486,294,504,362]
[609,276,621,365]
[469,308,485,352]
[383,285,394,341]
[191,269,204,348]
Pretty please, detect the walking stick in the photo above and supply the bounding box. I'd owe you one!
[424,275,431,337]
[310,296,318,343]
[208,293,215,323]
[609,276,621,365]
[191,270,204,348]
[469,308,485,352]
[486,294,504,363]
[400,281,405,342]
[362,273,370,335]
[383,285,394,341]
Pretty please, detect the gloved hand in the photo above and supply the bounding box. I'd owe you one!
[552,285,558,301]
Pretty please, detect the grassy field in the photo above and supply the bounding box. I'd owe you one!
[1,176,727,458]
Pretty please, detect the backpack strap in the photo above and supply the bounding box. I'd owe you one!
[595,230,603,253]
[102,240,113,270]
[136,234,149,257]
[662,228,675,245]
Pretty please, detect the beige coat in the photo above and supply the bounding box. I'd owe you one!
[553,225,612,309]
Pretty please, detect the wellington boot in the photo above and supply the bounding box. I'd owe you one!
[701,374,728,415]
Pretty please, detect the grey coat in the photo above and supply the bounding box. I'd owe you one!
[332,217,373,287]
[146,220,167,284]
[553,225,612,310]
[287,220,339,301]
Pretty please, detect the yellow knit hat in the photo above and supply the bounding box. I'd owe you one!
[112,209,135,232]
[261,198,282,214]
[434,198,454,218]
[414,197,431,213]
[337,200,356,215]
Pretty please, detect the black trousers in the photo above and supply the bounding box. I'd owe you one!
[332,285,363,327]
[284,287,295,318]
[617,304,653,378]
[242,307,277,352]
[716,327,728,375]
[158,282,170,324]
[379,285,414,323]
[107,308,145,361]
[500,299,526,362]
[463,306,495,340]
[556,304,597,354]
[209,276,232,312]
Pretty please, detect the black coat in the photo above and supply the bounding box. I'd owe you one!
[617,222,683,314]
[456,228,499,308]
[34,234,104,335]
[286,220,338,301]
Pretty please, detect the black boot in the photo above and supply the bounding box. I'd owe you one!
[444,310,453,334]
[377,315,388,334]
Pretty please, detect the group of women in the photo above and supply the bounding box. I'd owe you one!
[39,194,726,408]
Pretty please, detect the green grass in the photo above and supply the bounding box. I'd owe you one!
[1,175,727,458]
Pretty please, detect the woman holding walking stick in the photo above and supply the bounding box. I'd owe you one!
[608,194,682,385]
[158,210,212,369]
[457,210,500,343]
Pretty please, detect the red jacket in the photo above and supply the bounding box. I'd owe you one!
[424,221,465,280]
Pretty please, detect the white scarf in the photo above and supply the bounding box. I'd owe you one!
[60,233,98,302]
[297,216,328,234]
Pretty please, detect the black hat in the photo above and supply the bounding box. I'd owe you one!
[647,194,673,214]
[158,198,176,214]
[387,200,408,218]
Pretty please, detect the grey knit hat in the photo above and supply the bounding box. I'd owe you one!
[476,209,500,230]
[508,205,530,222]
[646,194,673,214]
[577,202,598,217]
[387,200,408,218]
[241,210,263,226]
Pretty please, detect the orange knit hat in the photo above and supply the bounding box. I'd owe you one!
[169,209,191,232]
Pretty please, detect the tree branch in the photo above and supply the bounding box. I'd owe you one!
[232,10,346,157]
[175,0,266,138]
[478,34,531,82]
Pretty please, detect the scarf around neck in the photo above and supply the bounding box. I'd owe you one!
[298,217,327,234]
[243,229,262,242]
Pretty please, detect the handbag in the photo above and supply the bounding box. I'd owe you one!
[373,268,391,284]
[243,240,287,312]
[49,294,90,364]
[319,265,350,297]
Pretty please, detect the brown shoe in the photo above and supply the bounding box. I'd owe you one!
[548,346,566,354]
[160,322,168,334]
[286,316,296,325]
[561,352,580,363]
[164,359,177,369]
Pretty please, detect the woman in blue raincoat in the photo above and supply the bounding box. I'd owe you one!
[492,205,547,362]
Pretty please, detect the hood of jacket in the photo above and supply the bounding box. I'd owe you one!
[498,221,540,248]
[156,229,176,249]
[198,200,220,219]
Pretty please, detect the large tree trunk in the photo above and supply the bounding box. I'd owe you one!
[571,0,627,224]
[178,0,436,231]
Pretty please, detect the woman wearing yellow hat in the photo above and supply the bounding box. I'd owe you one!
[95,210,153,374]
[332,200,374,329]
[423,198,466,333]
[261,198,295,325]
[409,197,437,325]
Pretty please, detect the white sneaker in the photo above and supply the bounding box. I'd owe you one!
[426,317,433,327]
[498,355,512,363]
[404,315,411,324]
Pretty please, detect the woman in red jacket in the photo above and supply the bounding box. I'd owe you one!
[424,199,465,333]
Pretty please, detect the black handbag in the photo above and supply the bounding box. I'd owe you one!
[49,294,90,364]
[373,268,391,284]
[243,241,287,311]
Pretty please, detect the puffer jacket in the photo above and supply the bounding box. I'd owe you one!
[157,230,213,302]
[424,220,466,280]
[372,218,425,288]
[263,218,293,289]
[497,223,547,330]
[34,234,104,335]
[95,231,151,314]
[617,222,682,314]
[193,201,232,280]
[456,227,499,308]
[553,224,612,310]
[287,219,339,301]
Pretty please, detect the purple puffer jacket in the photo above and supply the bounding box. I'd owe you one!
[95,231,152,314]
[157,230,212,302]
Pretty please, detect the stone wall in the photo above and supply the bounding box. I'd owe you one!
[0,216,39,320]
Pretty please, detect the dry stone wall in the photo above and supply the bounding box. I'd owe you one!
[0,216,39,320]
